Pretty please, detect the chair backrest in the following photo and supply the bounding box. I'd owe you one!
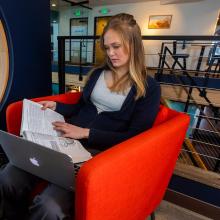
[75,105,190,220]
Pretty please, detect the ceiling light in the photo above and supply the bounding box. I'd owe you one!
[52,3,56,7]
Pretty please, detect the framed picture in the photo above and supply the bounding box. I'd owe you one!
[148,15,172,29]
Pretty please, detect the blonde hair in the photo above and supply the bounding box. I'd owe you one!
[98,13,147,99]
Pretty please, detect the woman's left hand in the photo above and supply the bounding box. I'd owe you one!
[52,121,90,139]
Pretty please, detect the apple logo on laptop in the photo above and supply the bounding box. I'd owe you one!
[29,157,40,167]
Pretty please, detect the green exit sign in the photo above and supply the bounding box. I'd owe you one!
[75,10,81,17]
[100,8,109,15]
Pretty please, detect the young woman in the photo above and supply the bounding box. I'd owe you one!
[0,13,161,220]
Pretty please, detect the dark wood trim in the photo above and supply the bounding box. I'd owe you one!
[58,35,220,41]
[62,0,92,9]
[164,188,220,220]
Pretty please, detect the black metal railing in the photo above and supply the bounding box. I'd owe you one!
[56,35,220,174]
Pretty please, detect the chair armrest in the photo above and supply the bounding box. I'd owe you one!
[75,112,190,220]
[6,92,81,135]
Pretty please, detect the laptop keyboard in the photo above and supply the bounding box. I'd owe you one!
[73,149,100,176]
[74,163,84,176]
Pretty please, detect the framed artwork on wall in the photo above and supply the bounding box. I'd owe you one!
[148,15,172,29]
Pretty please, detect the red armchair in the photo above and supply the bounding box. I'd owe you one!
[6,92,190,220]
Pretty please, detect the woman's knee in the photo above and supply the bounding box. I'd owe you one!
[30,195,70,220]
[0,164,19,193]
[29,185,73,220]
[0,163,39,198]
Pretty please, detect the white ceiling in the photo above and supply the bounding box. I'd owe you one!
[89,0,157,7]
[51,0,204,10]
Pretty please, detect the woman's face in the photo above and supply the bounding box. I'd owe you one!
[103,29,130,70]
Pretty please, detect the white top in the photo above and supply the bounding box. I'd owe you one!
[90,71,130,113]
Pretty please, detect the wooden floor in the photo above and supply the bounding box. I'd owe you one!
[146,200,212,220]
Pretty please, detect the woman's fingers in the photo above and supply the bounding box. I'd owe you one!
[53,121,73,128]
[53,126,69,134]
[53,122,71,133]
[41,103,50,110]
[62,133,72,138]
[38,101,48,110]
[52,122,89,139]
[38,101,56,111]
[52,121,67,127]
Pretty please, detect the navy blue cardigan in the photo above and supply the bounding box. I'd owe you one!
[56,68,161,150]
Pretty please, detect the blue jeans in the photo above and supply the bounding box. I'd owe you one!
[0,163,74,220]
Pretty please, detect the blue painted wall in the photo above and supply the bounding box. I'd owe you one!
[0,0,51,130]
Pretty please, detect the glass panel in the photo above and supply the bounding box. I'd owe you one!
[70,18,88,64]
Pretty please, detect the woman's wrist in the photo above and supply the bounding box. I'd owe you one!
[53,102,57,111]
[83,128,90,138]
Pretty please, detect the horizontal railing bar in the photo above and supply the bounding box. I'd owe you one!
[157,42,215,45]
[145,54,211,59]
[189,127,220,135]
[160,83,220,91]
[188,138,220,149]
[58,35,220,41]
[181,148,220,161]
[159,97,220,108]
[185,113,220,121]
[148,67,220,76]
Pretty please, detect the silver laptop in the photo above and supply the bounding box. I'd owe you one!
[0,130,75,191]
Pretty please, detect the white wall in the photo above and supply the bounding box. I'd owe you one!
[59,0,220,36]
[58,0,220,67]
[59,7,90,36]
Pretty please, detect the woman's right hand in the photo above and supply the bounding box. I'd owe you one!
[38,101,57,111]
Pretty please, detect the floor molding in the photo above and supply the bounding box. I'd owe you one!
[164,188,220,220]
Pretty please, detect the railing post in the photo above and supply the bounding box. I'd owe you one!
[195,45,206,76]
[79,40,83,81]
[184,86,193,112]
[156,42,165,79]
[58,37,65,94]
